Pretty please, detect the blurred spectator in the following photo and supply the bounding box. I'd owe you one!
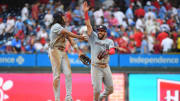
[21,3,29,22]
[157,31,168,44]
[72,5,82,26]
[113,8,125,25]
[65,8,72,25]
[158,3,167,20]
[147,33,155,53]
[135,6,145,19]
[0,18,5,40]
[135,16,144,32]
[15,16,25,34]
[134,28,143,53]
[5,41,13,53]
[44,9,53,28]
[32,1,40,21]
[140,35,149,54]
[164,0,172,11]
[34,39,43,52]
[126,4,134,20]
[15,30,25,40]
[128,39,136,53]
[54,1,64,12]
[144,8,157,20]
[93,7,104,25]
[161,34,174,53]
[109,14,119,26]
[177,32,180,52]
[5,15,15,39]
[160,21,170,32]
[25,44,36,53]
[153,40,162,54]
[11,36,21,53]
[144,1,156,12]
[152,0,160,10]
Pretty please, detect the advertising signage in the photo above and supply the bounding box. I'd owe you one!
[158,79,180,101]
[120,54,180,67]
[129,74,180,101]
[0,73,125,101]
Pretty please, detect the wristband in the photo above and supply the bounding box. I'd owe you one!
[108,48,115,55]
[84,11,89,20]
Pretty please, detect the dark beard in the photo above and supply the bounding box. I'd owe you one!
[98,35,104,40]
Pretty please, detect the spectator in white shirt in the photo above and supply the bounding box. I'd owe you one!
[0,18,5,40]
[113,8,125,25]
[5,15,15,39]
[136,16,144,32]
[144,9,156,20]
[21,3,29,22]
[37,28,48,40]
[161,34,174,53]
[44,9,53,28]
[147,33,155,53]
[93,8,104,25]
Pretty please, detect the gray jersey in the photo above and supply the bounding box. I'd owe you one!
[88,31,114,64]
[49,23,66,48]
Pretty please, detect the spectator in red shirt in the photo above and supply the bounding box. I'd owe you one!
[134,28,143,48]
[32,1,40,21]
[157,31,168,44]
[128,39,136,53]
[115,40,131,54]
[115,35,126,47]
[15,30,24,40]
[153,40,162,54]
[152,0,160,10]
[65,8,72,25]
[167,15,175,30]
[164,1,172,11]
[135,6,145,18]
[134,28,143,53]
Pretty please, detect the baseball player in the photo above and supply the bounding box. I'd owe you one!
[83,2,116,101]
[48,11,86,101]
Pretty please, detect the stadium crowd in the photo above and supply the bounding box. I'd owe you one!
[0,0,180,54]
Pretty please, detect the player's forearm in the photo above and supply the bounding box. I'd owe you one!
[84,11,92,36]
[67,36,81,54]
[62,29,82,39]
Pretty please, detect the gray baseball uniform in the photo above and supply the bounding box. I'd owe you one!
[88,31,114,101]
[48,23,72,101]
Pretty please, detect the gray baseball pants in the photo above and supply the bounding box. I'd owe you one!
[48,48,72,101]
[91,65,114,101]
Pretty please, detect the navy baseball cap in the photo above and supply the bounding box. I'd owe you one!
[97,25,107,31]
[53,11,64,19]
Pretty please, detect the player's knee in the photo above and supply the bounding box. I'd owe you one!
[108,86,114,94]
[65,72,72,78]
[94,87,101,94]
[53,76,60,89]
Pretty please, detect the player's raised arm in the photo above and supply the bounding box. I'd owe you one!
[83,1,93,36]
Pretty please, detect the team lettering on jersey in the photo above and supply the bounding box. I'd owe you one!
[95,41,109,49]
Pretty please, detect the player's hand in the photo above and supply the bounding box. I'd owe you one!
[83,1,89,13]
[79,35,88,41]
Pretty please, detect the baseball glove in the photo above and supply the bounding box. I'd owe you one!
[79,54,91,65]
[97,50,108,60]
